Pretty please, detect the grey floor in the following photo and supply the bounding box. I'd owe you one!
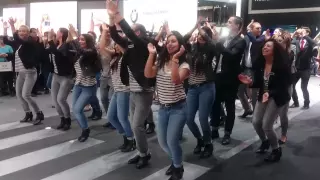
[0,77,319,180]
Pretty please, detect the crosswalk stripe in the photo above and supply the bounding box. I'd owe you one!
[42,150,136,180]
[0,138,103,177]
[0,122,32,133]
[141,162,210,180]
[0,129,64,151]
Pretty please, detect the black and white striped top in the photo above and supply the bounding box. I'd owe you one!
[188,65,206,85]
[111,57,129,92]
[51,54,58,74]
[156,62,190,104]
[14,45,36,72]
[74,59,96,86]
[128,68,154,92]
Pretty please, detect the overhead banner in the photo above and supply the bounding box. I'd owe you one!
[123,0,197,35]
[249,0,320,14]
[30,1,77,32]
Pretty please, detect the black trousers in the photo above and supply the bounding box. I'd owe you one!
[211,79,239,134]
[292,70,310,106]
[0,72,14,94]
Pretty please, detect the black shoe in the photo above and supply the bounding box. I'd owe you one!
[78,128,90,142]
[221,134,231,145]
[301,105,309,110]
[166,163,185,176]
[63,117,71,131]
[44,89,50,94]
[128,155,140,164]
[193,138,204,154]
[20,112,33,123]
[169,166,184,180]
[103,122,116,129]
[239,110,253,118]
[33,111,44,125]
[289,103,299,108]
[57,117,66,129]
[146,123,155,134]
[92,110,102,121]
[211,130,219,140]
[136,153,151,169]
[121,138,136,152]
[256,140,270,154]
[264,147,282,162]
[119,136,129,150]
[200,143,213,158]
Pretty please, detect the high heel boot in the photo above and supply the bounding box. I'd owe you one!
[33,111,44,125]
[20,112,33,123]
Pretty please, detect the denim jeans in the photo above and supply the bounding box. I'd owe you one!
[47,72,53,89]
[89,94,101,112]
[72,84,97,129]
[157,101,187,168]
[107,91,133,137]
[186,82,215,144]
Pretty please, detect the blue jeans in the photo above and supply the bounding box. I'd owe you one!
[72,85,97,129]
[47,73,53,89]
[89,94,101,112]
[107,91,133,137]
[157,101,187,168]
[186,82,215,144]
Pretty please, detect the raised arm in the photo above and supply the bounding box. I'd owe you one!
[171,46,190,84]
[99,23,115,57]
[144,43,158,78]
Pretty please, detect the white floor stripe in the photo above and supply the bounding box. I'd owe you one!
[0,122,32,133]
[142,162,209,180]
[0,129,64,151]
[42,150,137,180]
[0,138,103,177]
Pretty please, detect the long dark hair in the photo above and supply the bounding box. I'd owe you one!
[59,28,69,43]
[255,39,290,71]
[157,31,187,69]
[81,34,96,50]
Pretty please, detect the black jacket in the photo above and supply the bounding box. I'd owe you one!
[184,33,217,83]
[215,35,246,85]
[78,49,101,77]
[110,19,155,88]
[294,36,315,70]
[251,56,291,107]
[47,40,75,77]
[241,32,265,70]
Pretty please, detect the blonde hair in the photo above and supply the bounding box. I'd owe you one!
[19,25,30,32]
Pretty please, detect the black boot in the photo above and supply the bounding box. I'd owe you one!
[264,147,282,162]
[121,138,136,152]
[92,110,102,121]
[119,136,129,150]
[200,143,213,158]
[63,117,71,131]
[20,112,33,123]
[169,166,184,180]
[193,138,204,154]
[166,163,185,176]
[136,153,151,169]
[33,111,44,125]
[211,130,219,140]
[57,117,66,129]
[146,123,155,134]
[221,134,231,145]
[78,128,90,142]
[256,140,270,154]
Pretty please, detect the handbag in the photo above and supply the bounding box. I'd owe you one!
[0,61,13,72]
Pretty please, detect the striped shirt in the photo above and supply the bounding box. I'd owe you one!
[15,45,35,72]
[74,59,96,86]
[188,65,206,85]
[128,68,154,92]
[111,57,129,92]
[156,62,190,104]
[51,54,58,74]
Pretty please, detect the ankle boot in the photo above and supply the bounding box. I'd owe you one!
[169,166,184,180]
[63,117,71,131]
[33,111,44,125]
[92,110,102,121]
[193,138,204,154]
[136,153,151,169]
[166,163,185,176]
[119,136,129,150]
[57,117,66,130]
[200,143,213,158]
[264,147,282,162]
[146,123,155,134]
[78,128,90,142]
[20,112,33,123]
[121,138,136,152]
[256,140,270,154]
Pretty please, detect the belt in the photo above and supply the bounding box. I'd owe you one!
[189,82,208,88]
[160,99,186,108]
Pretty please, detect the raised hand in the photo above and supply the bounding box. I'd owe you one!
[173,45,185,59]
[3,21,9,29]
[147,43,157,54]
[106,0,119,15]
[8,17,16,26]
[102,23,109,31]
[262,92,269,103]
[238,74,253,85]
[264,29,271,40]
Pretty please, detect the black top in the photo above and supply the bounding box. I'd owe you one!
[214,35,246,84]
[110,19,156,88]
[294,36,315,70]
